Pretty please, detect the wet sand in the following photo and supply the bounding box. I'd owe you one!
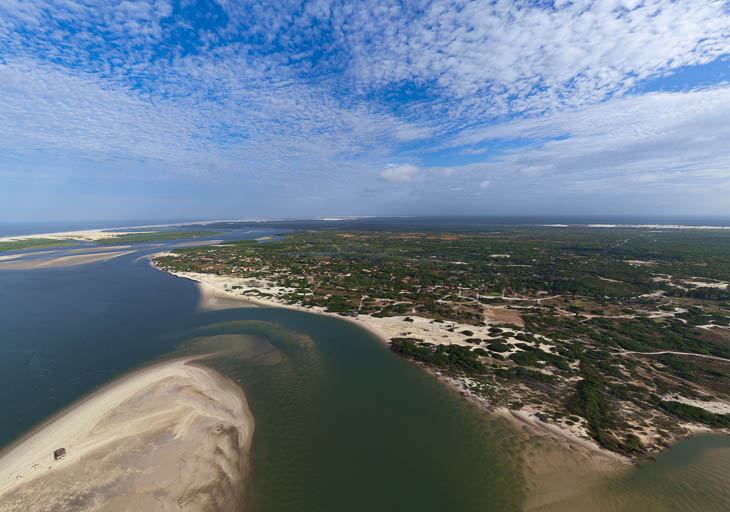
[0,250,136,269]
[0,359,254,511]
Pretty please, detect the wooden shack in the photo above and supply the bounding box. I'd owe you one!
[53,448,66,460]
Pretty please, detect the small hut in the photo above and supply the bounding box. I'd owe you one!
[53,448,66,460]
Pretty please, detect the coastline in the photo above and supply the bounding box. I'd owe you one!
[0,357,254,511]
[152,263,632,466]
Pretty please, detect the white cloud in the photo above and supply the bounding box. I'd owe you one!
[1,0,729,216]
[345,0,730,117]
[447,86,730,196]
[380,164,420,183]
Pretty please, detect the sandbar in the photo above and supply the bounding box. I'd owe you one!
[0,359,253,511]
[0,250,136,270]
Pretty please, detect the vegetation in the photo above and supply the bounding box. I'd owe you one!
[658,401,730,428]
[565,358,644,454]
[390,338,487,374]
[154,221,730,459]
[0,238,80,252]
[96,230,223,245]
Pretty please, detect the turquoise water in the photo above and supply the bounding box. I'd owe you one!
[1,231,728,511]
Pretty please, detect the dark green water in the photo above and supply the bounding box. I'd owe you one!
[177,315,525,511]
[1,234,729,511]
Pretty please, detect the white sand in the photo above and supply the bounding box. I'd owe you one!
[0,230,144,243]
[153,269,518,348]
[681,279,729,289]
[0,250,136,270]
[0,359,253,511]
[662,394,730,415]
[0,252,56,262]
[154,266,619,461]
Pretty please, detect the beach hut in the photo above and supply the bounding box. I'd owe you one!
[53,448,66,460]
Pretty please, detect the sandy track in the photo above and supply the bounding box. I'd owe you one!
[620,349,730,363]
[0,359,253,511]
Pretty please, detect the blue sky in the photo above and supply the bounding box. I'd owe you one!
[1,0,730,221]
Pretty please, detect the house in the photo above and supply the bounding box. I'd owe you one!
[53,448,66,460]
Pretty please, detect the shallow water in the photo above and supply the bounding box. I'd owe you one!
[179,315,525,511]
[543,434,730,512]
[0,231,728,511]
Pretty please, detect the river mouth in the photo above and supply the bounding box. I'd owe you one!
[164,312,730,512]
[170,314,526,511]
[1,234,729,511]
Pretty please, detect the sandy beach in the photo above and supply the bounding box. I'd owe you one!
[0,217,281,245]
[162,266,640,510]
[0,230,144,243]
[154,268,531,349]
[154,266,630,465]
[0,359,254,512]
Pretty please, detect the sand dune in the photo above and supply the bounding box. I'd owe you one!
[0,359,254,511]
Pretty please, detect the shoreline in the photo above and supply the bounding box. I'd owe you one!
[152,263,634,466]
[0,355,210,462]
[4,218,730,244]
[0,216,368,243]
[0,356,254,511]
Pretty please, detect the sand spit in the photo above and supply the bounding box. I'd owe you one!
[0,359,253,512]
[0,230,144,243]
[0,247,132,263]
[63,246,132,253]
[0,250,136,270]
[0,252,58,262]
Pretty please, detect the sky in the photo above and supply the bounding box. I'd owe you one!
[1,0,730,222]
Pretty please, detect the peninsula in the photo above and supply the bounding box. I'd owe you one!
[153,225,730,461]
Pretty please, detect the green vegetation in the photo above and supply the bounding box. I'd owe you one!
[390,338,487,374]
[96,230,223,245]
[0,238,80,252]
[658,401,730,428]
[154,223,730,458]
[495,366,556,383]
[487,342,511,352]
[155,228,730,320]
[567,358,631,452]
